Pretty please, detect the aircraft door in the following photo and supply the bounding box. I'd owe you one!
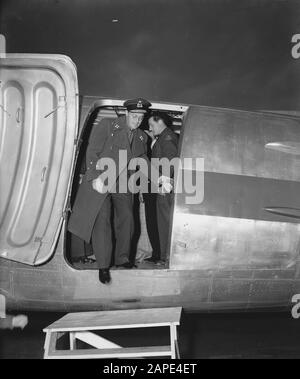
[0,54,78,265]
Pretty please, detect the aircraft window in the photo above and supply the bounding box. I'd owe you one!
[66,105,185,271]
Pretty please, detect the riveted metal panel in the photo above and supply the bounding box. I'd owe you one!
[180,107,300,181]
[170,107,300,272]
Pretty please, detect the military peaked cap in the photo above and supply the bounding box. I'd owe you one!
[123,98,152,113]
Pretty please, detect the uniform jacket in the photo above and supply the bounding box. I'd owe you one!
[151,127,179,177]
[68,116,149,243]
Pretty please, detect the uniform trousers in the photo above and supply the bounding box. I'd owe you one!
[143,193,161,260]
[91,192,134,268]
[156,193,173,261]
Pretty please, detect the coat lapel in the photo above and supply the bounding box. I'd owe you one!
[112,117,132,158]
[132,129,146,157]
[112,117,145,158]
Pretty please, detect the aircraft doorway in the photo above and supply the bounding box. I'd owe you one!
[66,102,185,271]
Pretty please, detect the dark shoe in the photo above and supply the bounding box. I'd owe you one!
[98,268,111,284]
[155,259,166,266]
[144,257,159,263]
[116,262,136,269]
[74,256,96,264]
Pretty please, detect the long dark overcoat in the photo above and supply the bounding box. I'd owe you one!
[68,116,149,243]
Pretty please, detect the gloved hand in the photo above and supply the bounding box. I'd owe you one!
[92,176,106,194]
[12,315,28,329]
[144,130,155,141]
[158,175,173,194]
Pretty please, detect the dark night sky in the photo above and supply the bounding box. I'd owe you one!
[1,0,300,110]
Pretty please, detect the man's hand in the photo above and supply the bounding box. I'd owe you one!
[158,175,173,194]
[12,315,28,330]
[92,176,106,194]
[145,130,155,141]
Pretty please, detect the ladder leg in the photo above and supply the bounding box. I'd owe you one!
[172,325,180,359]
[43,331,51,359]
[170,324,177,359]
[44,332,58,359]
[70,332,76,350]
[175,339,180,359]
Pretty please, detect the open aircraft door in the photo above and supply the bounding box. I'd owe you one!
[0,54,78,265]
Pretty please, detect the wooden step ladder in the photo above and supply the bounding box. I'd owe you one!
[43,307,182,359]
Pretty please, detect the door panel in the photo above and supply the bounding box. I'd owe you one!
[0,54,78,265]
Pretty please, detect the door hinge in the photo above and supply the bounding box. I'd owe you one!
[74,137,82,147]
[74,137,83,148]
[62,206,72,220]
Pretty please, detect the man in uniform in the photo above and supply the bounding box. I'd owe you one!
[68,98,151,284]
[145,111,178,264]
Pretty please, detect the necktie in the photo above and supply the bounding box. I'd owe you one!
[128,129,135,147]
[151,136,158,149]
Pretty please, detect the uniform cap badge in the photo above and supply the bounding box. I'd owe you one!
[123,98,151,113]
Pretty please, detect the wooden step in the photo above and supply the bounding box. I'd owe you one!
[44,307,182,359]
[44,307,182,332]
[46,345,172,359]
